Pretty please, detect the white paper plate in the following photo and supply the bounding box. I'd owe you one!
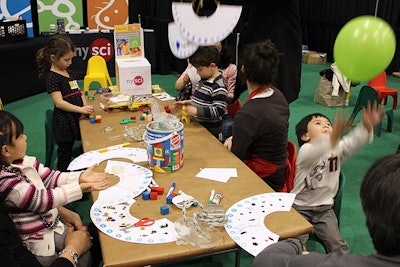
[172,194,195,209]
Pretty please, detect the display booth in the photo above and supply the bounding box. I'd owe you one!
[114,23,151,95]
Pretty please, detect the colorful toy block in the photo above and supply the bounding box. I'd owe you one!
[151,186,165,195]
[166,195,174,204]
[142,191,150,200]
[150,191,158,200]
[160,205,169,215]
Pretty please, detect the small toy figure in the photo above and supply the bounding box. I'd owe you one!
[181,105,191,123]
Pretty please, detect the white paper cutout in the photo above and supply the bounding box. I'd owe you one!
[172,2,242,46]
[196,168,237,183]
[90,160,178,244]
[225,193,296,256]
[152,92,176,101]
[168,22,199,59]
[97,160,152,202]
[67,147,148,171]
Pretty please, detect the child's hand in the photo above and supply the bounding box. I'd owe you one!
[182,73,190,84]
[186,105,197,116]
[362,101,384,133]
[331,110,349,148]
[174,101,184,109]
[174,100,191,109]
[58,206,83,229]
[79,165,111,184]
[81,105,95,115]
[80,180,110,192]
[63,226,92,258]
[224,136,233,150]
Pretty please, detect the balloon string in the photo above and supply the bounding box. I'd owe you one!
[374,0,379,17]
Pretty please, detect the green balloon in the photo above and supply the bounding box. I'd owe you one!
[333,16,396,83]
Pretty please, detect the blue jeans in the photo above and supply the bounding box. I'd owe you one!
[222,114,233,143]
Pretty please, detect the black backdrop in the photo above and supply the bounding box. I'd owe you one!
[4,0,399,104]
[128,0,400,74]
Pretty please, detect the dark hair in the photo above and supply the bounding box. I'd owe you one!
[189,46,220,67]
[239,39,281,86]
[295,113,330,147]
[219,39,235,69]
[0,111,24,164]
[360,153,400,256]
[36,35,75,80]
[0,197,27,265]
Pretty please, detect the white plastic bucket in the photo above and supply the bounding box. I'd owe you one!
[144,121,184,173]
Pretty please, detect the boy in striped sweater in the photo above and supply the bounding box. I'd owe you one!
[175,45,228,142]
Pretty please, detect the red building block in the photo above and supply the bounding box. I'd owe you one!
[151,186,164,195]
[150,191,158,200]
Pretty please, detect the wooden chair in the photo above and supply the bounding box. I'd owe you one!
[368,71,398,110]
[83,55,113,92]
[307,171,346,253]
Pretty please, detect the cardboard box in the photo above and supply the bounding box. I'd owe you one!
[302,50,327,64]
[116,58,152,95]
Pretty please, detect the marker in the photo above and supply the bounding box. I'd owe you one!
[151,178,159,187]
[166,182,176,198]
[211,192,223,205]
[98,142,131,153]
[146,179,160,192]
[208,189,215,204]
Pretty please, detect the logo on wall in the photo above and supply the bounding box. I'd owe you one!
[75,37,114,61]
[37,0,83,33]
[90,38,114,61]
[87,0,128,30]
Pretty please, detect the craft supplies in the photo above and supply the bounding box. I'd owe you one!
[211,192,223,204]
[98,142,130,153]
[144,121,184,173]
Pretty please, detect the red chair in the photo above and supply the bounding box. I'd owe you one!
[280,141,297,193]
[227,99,242,119]
[367,71,398,110]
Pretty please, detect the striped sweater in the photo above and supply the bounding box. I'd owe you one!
[191,73,228,136]
[0,155,83,257]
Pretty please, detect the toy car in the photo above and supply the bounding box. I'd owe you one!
[100,93,152,111]
[128,95,152,111]
[100,92,130,111]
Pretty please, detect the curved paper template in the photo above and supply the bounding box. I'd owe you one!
[91,199,177,244]
[97,160,152,202]
[172,2,242,45]
[168,22,198,59]
[90,160,178,243]
[224,193,296,256]
[67,147,148,171]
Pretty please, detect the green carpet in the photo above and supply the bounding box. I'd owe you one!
[4,64,399,266]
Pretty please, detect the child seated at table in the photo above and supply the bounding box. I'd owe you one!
[0,110,111,267]
[175,45,228,142]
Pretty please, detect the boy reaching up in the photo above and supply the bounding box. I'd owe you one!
[291,103,383,254]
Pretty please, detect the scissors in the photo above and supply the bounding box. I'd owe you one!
[134,217,155,227]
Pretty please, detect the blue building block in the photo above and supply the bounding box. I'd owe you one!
[142,191,150,200]
[160,205,169,215]
[166,195,174,204]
